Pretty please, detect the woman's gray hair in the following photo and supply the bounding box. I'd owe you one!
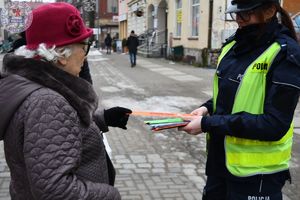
[14,43,73,62]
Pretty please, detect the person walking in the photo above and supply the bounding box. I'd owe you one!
[179,0,300,199]
[126,30,139,67]
[0,3,132,199]
[104,33,112,54]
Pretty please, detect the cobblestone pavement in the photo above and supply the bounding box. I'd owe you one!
[0,51,299,200]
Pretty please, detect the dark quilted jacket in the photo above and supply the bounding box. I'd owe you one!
[0,54,121,200]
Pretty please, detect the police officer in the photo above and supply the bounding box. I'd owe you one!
[179,0,300,199]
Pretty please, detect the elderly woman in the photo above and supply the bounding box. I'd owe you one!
[0,3,130,199]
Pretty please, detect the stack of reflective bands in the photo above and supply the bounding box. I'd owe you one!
[144,118,189,131]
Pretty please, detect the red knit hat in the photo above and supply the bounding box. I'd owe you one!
[26,2,93,50]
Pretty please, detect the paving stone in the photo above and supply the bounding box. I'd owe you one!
[183,193,196,200]
[134,168,150,174]
[153,163,165,168]
[137,184,147,190]
[130,155,147,163]
[118,187,138,192]
[0,173,10,178]
[121,195,141,200]
[150,190,161,198]
[152,168,166,173]
[182,164,197,169]
[162,193,182,198]
[118,169,133,174]
[115,159,131,164]
[0,197,10,200]
[122,163,136,169]
[167,163,181,168]
[183,168,197,176]
[137,163,152,168]
[168,167,182,173]
[147,154,165,163]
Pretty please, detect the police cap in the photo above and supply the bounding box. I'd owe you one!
[225,0,280,13]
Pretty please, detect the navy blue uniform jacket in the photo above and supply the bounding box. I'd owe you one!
[201,19,300,179]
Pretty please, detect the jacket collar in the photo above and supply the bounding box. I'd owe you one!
[2,54,98,126]
[232,18,280,55]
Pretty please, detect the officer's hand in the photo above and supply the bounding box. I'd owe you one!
[178,115,203,135]
[104,107,132,129]
[191,106,208,116]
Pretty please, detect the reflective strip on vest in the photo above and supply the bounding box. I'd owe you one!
[213,41,236,113]
[207,41,236,154]
[213,41,294,177]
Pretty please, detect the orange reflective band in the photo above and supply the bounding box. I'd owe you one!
[131,111,193,118]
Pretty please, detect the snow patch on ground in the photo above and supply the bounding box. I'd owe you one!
[101,96,200,113]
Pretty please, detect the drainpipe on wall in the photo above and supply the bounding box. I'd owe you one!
[208,0,213,49]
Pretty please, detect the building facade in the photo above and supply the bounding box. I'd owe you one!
[146,0,168,49]
[121,0,299,64]
[96,0,119,48]
[119,0,129,40]
[127,0,147,36]
[168,0,210,64]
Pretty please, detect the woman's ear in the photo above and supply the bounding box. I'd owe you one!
[264,5,277,22]
[57,57,67,66]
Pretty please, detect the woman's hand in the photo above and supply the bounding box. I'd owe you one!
[178,106,208,135]
[104,107,132,129]
[191,106,208,116]
[178,115,203,135]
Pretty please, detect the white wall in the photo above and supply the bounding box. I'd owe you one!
[127,0,146,36]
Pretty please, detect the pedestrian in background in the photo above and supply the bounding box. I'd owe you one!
[126,30,139,67]
[105,33,112,54]
[179,0,300,199]
[0,3,132,199]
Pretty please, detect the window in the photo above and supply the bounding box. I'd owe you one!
[294,14,300,29]
[292,13,300,41]
[176,0,182,36]
[191,0,200,36]
[107,0,118,13]
[112,6,117,13]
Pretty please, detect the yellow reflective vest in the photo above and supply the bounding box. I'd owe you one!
[213,41,293,177]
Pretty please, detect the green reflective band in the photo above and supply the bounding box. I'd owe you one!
[144,118,183,125]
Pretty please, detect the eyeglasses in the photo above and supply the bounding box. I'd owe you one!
[230,10,255,22]
[78,41,92,56]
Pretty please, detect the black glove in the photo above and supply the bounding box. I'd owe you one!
[104,106,132,129]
